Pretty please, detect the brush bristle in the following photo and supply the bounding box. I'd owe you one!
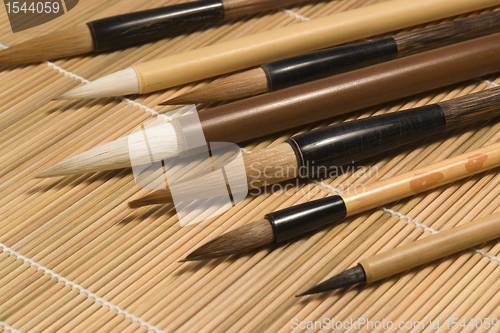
[182,219,275,261]
[296,265,366,297]
[37,122,180,177]
[128,191,172,208]
[56,67,140,100]
[160,68,269,105]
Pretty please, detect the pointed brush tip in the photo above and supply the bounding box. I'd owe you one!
[54,93,71,100]
[298,265,366,296]
[35,169,55,178]
[159,97,189,106]
[178,254,213,262]
[128,200,145,209]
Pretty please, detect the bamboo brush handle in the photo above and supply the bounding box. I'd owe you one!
[134,0,500,93]
[343,142,500,216]
[360,212,500,283]
[394,10,500,57]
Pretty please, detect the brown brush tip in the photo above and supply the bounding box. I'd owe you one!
[160,67,269,105]
[181,219,275,261]
[296,265,366,297]
[128,190,172,208]
[159,94,194,106]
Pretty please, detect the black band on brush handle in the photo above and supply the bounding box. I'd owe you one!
[287,105,446,176]
[266,196,347,243]
[88,0,225,52]
[261,37,398,92]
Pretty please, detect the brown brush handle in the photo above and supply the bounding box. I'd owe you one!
[342,142,500,216]
[221,0,307,18]
[360,212,500,283]
[394,10,500,57]
[441,86,500,129]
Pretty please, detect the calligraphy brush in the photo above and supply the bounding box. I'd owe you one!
[36,33,500,178]
[0,0,308,66]
[55,0,498,100]
[163,10,500,105]
[130,86,500,207]
[297,211,500,296]
[182,142,500,261]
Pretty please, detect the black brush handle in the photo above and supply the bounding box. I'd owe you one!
[266,196,347,243]
[288,105,446,176]
[287,86,500,176]
[88,0,225,52]
[269,87,500,243]
[261,11,500,93]
[261,37,398,91]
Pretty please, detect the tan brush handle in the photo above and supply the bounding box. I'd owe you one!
[222,0,307,19]
[360,212,500,283]
[133,0,500,93]
[342,142,500,216]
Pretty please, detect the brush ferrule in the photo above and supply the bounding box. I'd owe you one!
[287,104,446,178]
[87,0,225,52]
[261,37,398,91]
[265,195,347,243]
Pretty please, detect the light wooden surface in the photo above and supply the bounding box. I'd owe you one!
[1,1,500,332]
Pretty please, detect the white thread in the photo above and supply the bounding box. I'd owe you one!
[0,321,23,333]
[0,242,165,333]
[382,208,500,263]
[474,249,500,264]
[382,208,439,235]
[45,61,90,84]
[1,41,168,119]
[482,79,500,88]
[240,148,252,154]
[314,181,344,194]
[282,9,310,21]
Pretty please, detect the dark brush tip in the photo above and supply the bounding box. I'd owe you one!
[296,265,366,297]
[183,219,275,261]
[128,200,143,209]
[159,96,190,106]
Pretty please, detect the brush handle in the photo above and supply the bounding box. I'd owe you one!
[266,196,346,243]
[262,38,398,91]
[440,86,500,129]
[360,212,500,283]
[394,10,500,57]
[343,142,500,216]
[287,86,500,175]
[87,0,310,52]
[135,0,500,93]
[200,33,500,145]
[265,141,500,243]
[88,0,225,52]
[260,10,500,93]
[288,105,445,176]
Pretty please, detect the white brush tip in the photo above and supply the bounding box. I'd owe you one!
[56,67,140,100]
[36,122,180,178]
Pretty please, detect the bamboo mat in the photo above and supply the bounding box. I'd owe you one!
[1,0,500,332]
